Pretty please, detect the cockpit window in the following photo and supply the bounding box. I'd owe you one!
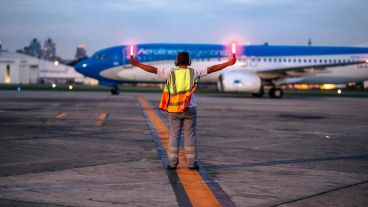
[93,53,108,60]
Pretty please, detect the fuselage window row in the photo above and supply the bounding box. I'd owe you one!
[131,55,364,65]
[239,57,362,64]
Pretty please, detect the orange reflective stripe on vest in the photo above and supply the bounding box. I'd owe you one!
[158,68,197,113]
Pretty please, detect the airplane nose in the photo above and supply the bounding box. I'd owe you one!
[67,57,89,74]
[74,59,88,73]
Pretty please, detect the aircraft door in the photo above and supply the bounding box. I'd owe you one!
[241,57,248,68]
[250,56,258,68]
[123,48,133,68]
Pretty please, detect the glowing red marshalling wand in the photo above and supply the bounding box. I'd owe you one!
[130,45,134,58]
[231,42,236,58]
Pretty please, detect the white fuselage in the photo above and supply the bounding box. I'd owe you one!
[100,54,368,85]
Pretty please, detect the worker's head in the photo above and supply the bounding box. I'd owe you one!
[175,51,191,66]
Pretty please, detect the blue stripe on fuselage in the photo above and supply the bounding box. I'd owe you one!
[243,45,368,57]
[93,44,368,66]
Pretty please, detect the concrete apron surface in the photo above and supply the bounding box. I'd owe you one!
[0,91,367,207]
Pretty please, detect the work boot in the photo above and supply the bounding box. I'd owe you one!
[167,164,177,171]
[188,161,199,170]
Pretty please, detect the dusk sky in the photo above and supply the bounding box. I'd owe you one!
[1,0,368,59]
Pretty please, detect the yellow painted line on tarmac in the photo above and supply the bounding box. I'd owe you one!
[96,112,109,127]
[47,112,67,126]
[137,97,221,207]
[55,112,67,119]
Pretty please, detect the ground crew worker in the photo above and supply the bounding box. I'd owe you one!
[130,51,236,170]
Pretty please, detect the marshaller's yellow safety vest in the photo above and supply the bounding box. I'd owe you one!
[158,68,199,113]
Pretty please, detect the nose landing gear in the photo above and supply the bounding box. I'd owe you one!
[252,87,265,97]
[110,87,120,95]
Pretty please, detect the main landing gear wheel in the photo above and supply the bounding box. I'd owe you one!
[110,87,120,95]
[269,88,283,98]
[252,87,264,97]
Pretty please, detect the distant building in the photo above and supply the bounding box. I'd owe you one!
[0,51,92,85]
[17,38,62,62]
[21,38,43,58]
[0,41,9,53]
[75,44,87,60]
[43,38,57,61]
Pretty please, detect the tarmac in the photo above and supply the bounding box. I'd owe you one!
[0,91,367,207]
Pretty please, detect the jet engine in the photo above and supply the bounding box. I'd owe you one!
[217,71,261,93]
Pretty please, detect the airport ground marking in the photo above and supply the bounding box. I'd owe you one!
[269,179,368,207]
[55,112,67,119]
[96,112,109,127]
[137,97,222,207]
[47,112,67,126]
[153,105,236,207]
[137,98,192,207]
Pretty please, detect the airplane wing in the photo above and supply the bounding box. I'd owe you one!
[256,60,367,80]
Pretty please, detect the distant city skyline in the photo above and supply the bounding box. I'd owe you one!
[1,0,368,59]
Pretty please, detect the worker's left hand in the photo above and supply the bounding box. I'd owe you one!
[130,56,138,66]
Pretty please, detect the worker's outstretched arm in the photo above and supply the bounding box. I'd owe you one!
[130,57,157,74]
[207,56,236,74]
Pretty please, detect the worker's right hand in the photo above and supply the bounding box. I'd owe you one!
[228,56,236,65]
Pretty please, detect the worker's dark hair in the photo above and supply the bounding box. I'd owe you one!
[175,51,191,66]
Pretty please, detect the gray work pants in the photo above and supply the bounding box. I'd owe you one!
[168,107,197,167]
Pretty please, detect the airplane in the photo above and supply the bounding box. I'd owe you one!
[73,43,368,98]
